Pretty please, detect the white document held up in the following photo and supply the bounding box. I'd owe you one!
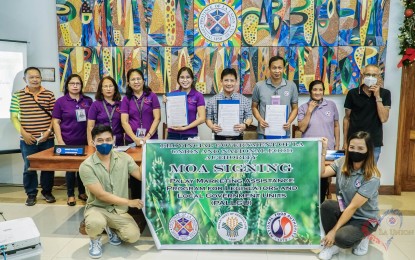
[217,100,240,136]
[264,105,288,136]
[166,92,188,127]
[114,146,130,152]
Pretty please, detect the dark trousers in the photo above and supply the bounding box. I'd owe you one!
[321,200,378,248]
[128,176,146,232]
[167,132,197,140]
[214,135,243,140]
[20,139,55,196]
[320,177,329,203]
[66,171,86,197]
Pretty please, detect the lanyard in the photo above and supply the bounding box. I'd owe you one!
[102,101,116,129]
[133,95,145,128]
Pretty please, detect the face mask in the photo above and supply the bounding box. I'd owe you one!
[363,76,377,87]
[348,151,368,162]
[95,143,112,155]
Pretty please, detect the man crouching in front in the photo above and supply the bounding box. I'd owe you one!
[79,124,143,259]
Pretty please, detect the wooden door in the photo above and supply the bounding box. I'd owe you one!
[395,63,415,193]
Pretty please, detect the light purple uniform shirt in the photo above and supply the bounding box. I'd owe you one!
[168,88,205,135]
[120,92,160,143]
[52,94,93,145]
[298,99,339,149]
[88,100,123,146]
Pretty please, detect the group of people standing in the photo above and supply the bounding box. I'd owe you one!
[10,55,391,259]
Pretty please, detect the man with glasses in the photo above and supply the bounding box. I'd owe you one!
[252,56,299,139]
[343,64,391,162]
[79,124,143,259]
[206,68,253,140]
[10,67,56,206]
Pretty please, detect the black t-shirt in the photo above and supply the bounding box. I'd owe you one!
[344,85,391,147]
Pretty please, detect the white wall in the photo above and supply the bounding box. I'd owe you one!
[0,0,403,186]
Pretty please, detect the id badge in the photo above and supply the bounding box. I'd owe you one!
[76,109,86,122]
[136,128,146,138]
[271,95,281,105]
[337,195,346,212]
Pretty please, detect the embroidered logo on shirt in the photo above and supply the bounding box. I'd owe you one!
[81,102,90,108]
[144,98,152,104]
[188,97,197,104]
[355,179,362,188]
[325,111,331,117]
[284,90,290,97]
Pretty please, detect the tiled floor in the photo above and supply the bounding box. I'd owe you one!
[0,186,414,259]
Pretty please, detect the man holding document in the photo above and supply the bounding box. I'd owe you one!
[252,56,299,139]
[206,68,253,140]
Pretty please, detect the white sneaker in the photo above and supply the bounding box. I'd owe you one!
[318,245,340,260]
[353,237,369,256]
[89,237,102,259]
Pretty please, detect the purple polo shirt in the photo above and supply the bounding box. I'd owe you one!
[52,94,93,145]
[88,100,123,146]
[168,88,205,135]
[298,99,339,149]
[120,92,160,143]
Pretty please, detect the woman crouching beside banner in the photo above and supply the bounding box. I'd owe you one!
[318,131,380,260]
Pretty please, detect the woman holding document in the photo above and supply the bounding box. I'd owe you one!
[165,67,206,140]
[298,80,340,202]
[206,68,253,140]
[120,69,161,146]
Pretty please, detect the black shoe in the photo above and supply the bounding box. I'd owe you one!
[41,192,56,203]
[78,193,88,201]
[25,195,37,206]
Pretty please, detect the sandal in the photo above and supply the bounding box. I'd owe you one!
[78,193,88,201]
[67,197,76,206]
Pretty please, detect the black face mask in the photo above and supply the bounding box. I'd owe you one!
[348,151,368,162]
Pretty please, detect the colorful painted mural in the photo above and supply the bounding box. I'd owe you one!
[56,0,390,94]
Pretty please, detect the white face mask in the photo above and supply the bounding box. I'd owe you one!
[363,76,377,87]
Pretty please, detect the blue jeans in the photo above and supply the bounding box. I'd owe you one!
[374,146,381,164]
[257,133,289,140]
[66,171,85,197]
[167,132,197,140]
[20,139,55,196]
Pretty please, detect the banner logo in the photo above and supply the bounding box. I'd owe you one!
[267,212,298,242]
[217,212,248,242]
[169,212,198,241]
[198,3,237,43]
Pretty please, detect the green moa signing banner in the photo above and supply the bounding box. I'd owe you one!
[143,139,322,249]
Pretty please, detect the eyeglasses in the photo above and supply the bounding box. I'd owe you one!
[103,85,115,89]
[130,78,143,82]
[68,82,82,86]
[364,73,379,77]
[27,76,41,80]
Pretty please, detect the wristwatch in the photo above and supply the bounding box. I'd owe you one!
[376,98,383,102]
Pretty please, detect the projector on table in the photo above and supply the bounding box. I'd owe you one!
[0,217,42,259]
